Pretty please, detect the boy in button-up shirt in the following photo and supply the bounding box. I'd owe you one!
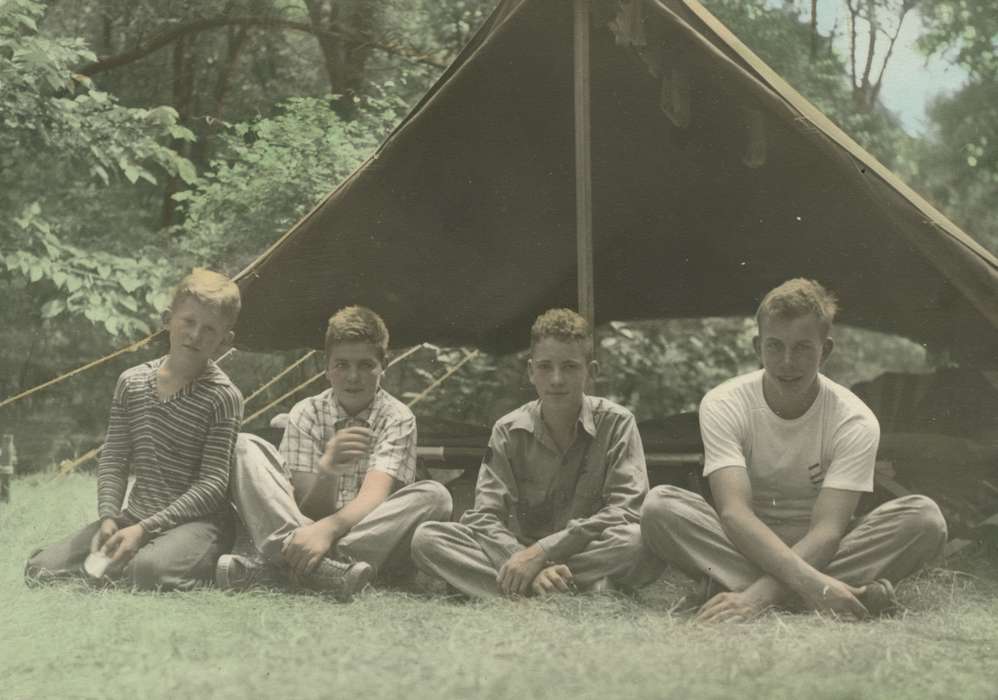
[411,309,662,598]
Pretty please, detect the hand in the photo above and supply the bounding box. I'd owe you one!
[91,518,119,553]
[101,523,148,565]
[282,520,340,576]
[530,564,574,596]
[319,427,375,475]
[803,574,869,619]
[496,544,547,597]
[695,589,772,623]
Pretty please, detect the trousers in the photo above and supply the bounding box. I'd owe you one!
[230,434,452,579]
[640,485,947,593]
[25,515,228,591]
[410,520,665,598]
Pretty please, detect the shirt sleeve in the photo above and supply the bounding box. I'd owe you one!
[822,413,879,493]
[700,393,749,478]
[97,373,132,519]
[368,413,417,485]
[280,399,324,477]
[459,424,525,566]
[138,388,243,534]
[537,413,649,562]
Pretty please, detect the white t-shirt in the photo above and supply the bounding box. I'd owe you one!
[700,369,879,524]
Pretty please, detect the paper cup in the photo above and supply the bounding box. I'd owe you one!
[84,551,112,579]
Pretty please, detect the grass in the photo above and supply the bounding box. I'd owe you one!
[3,475,998,700]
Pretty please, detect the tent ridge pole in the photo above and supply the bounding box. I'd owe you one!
[574,0,595,343]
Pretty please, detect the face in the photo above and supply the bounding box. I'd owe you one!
[753,313,833,406]
[527,338,596,412]
[326,341,383,414]
[164,297,233,369]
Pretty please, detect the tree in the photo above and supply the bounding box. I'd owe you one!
[0,0,197,339]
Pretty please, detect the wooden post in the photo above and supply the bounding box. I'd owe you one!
[0,434,16,503]
[574,0,595,344]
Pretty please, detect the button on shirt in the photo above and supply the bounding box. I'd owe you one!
[280,388,417,511]
[460,396,648,565]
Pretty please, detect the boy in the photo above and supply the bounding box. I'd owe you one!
[641,278,948,621]
[218,306,451,597]
[411,309,660,598]
[25,269,244,590]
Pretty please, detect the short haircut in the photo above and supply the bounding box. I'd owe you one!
[324,306,389,362]
[170,268,241,328]
[530,308,593,359]
[756,278,838,336]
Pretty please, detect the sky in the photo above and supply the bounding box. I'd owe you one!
[813,0,968,134]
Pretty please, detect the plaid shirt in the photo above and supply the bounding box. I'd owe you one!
[279,388,417,511]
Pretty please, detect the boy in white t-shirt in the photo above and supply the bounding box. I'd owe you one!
[641,279,947,620]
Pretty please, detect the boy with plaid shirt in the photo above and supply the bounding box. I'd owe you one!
[218,306,451,597]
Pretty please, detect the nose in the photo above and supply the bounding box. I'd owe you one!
[550,367,564,385]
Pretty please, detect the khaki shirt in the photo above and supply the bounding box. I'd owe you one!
[460,396,648,566]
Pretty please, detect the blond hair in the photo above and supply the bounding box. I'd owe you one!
[170,268,241,328]
[756,278,838,336]
[324,306,389,361]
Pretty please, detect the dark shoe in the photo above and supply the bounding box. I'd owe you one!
[215,553,373,601]
[215,554,286,591]
[859,578,900,617]
[299,557,374,601]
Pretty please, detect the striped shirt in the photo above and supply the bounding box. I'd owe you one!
[97,357,243,533]
[280,388,416,511]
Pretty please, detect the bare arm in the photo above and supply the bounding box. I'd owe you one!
[699,467,866,619]
[283,470,394,575]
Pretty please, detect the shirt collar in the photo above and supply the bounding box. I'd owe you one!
[327,387,383,427]
[512,396,597,438]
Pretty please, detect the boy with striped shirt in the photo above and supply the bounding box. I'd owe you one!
[25,269,244,590]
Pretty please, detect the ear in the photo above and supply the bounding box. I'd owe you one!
[820,336,835,365]
[526,357,536,383]
[221,329,235,351]
[161,309,172,327]
[587,360,600,380]
[752,335,762,362]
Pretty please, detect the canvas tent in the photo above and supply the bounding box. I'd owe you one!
[232,0,998,365]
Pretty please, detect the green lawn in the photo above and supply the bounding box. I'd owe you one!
[4,474,998,700]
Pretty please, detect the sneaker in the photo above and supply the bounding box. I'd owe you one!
[858,578,900,617]
[215,553,373,601]
[215,554,286,591]
[301,557,374,601]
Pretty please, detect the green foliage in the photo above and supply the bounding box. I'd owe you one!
[701,0,911,167]
[911,0,998,255]
[176,87,409,271]
[0,0,197,339]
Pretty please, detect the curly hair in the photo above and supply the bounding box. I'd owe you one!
[530,308,592,359]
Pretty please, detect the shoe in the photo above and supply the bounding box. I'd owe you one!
[858,578,900,617]
[215,554,286,591]
[300,557,374,601]
[215,553,373,601]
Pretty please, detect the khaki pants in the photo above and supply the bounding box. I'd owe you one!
[25,515,229,591]
[640,485,947,593]
[410,520,665,598]
[230,434,451,580]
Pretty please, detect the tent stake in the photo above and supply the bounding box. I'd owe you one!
[574,0,595,345]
